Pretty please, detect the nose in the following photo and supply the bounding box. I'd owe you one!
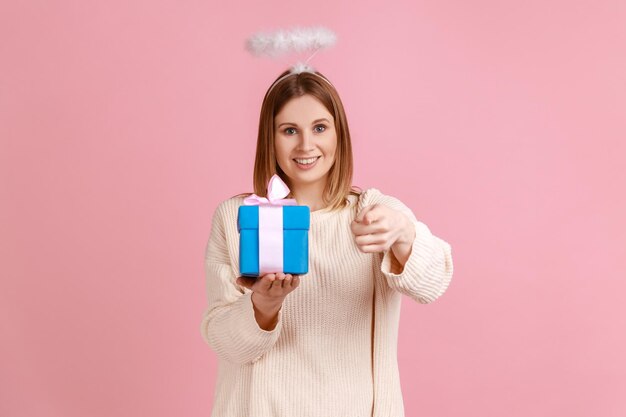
[297,130,315,152]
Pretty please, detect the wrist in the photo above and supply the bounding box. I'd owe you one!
[251,292,283,314]
[395,216,416,246]
[251,292,283,331]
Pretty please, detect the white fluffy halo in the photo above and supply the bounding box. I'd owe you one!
[245,26,337,58]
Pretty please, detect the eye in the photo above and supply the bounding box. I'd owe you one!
[284,127,297,135]
[314,124,327,133]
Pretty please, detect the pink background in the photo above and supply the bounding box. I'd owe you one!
[1,1,625,416]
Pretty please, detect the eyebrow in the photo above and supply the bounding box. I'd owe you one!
[276,118,331,128]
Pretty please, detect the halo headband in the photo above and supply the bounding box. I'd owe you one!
[246,27,336,58]
[245,26,337,94]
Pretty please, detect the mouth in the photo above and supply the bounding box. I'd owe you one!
[293,156,320,164]
[293,156,321,169]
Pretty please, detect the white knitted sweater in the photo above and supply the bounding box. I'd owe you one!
[200,188,454,417]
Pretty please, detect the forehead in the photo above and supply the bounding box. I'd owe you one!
[274,95,333,124]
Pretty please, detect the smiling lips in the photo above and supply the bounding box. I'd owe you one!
[293,156,320,165]
[293,156,321,169]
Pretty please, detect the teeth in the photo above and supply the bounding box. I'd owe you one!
[295,157,319,165]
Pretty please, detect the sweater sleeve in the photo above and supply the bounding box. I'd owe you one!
[199,201,283,365]
[360,189,454,304]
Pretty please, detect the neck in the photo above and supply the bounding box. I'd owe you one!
[290,179,327,211]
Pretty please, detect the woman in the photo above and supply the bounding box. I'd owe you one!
[200,68,454,417]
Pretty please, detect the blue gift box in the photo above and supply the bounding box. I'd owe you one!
[237,205,310,277]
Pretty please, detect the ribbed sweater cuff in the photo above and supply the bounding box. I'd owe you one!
[381,220,453,303]
[202,290,283,365]
[232,291,283,360]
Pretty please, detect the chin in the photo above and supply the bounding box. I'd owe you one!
[289,172,329,185]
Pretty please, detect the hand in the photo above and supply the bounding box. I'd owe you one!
[236,272,300,301]
[236,272,300,331]
[351,204,415,254]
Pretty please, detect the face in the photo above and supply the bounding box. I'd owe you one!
[274,94,338,190]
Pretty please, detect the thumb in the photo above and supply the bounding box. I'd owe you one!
[356,205,376,224]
